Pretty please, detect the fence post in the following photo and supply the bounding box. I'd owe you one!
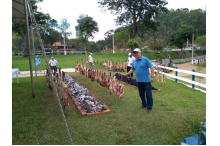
[192,69,195,89]
[163,66,165,78]
[175,67,178,82]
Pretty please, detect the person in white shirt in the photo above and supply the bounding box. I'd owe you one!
[127,53,135,77]
[49,57,58,72]
[88,53,94,70]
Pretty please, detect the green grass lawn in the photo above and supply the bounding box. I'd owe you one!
[12,52,130,71]
[12,51,183,71]
[197,61,206,68]
[12,73,206,145]
[185,51,192,56]
[160,51,181,60]
[195,50,206,56]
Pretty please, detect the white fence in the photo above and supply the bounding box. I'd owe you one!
[164,46,202,51]
[153,64,206,93]
[172,55,206,64]
[13,50,87,55]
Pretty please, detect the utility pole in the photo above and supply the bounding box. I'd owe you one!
[187,38,188,48]
[192,34,194,64]
[63,32,66,55]
[113,28,115,54]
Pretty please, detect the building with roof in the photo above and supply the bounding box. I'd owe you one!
[52,42,76,51]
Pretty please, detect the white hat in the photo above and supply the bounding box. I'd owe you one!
[90,53,93,55]
[133,48,141,53]
[128,53,131,56]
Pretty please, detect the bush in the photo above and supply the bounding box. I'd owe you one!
[126,39,139,50]
[195,50,206,55]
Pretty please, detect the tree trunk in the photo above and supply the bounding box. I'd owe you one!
[123,41,126,56]
[64,34,66,55]
[22,33,28,58]
[19,24,28,57]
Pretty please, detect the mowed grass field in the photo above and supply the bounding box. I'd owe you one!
[12,71,206,145]
[12,51,182,71]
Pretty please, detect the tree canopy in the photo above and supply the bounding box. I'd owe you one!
[126,39,139,51]
[75,15,99,52]
[170,25,197,49]
[75,15,99,40]
[12,0,59,57]
[98,0,168,38]
[195,35,206,46]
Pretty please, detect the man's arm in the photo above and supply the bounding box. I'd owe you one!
[121,69,134,76]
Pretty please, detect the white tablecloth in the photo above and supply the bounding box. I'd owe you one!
[12,69,20,83]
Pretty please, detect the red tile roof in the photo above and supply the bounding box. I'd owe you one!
[52,42,62,46]
[52,42,68,47]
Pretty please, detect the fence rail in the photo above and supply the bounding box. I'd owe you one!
[172,55,206,64]
[153,64,206,90]
[13,50,87,55]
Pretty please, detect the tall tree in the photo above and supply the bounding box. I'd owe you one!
[58,18,72,55]
[127,39,139,52]
[12,31,22,51]
[114,27,129,54]
[75,14,99,53]
[96,39,106,51]
[195,34,206,46]
[170,25,197,58]
[188,9,206,36]
[42,28,62,49]
[88,42,101,53]
[98,0,168,39]
[12,0,58,57]
[105,29,114,49]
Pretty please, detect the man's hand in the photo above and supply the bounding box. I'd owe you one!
[121,74,127,77]
[150,77,154,83]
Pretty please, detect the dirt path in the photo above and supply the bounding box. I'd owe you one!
[13,68,76,78]
[168,61,206,84]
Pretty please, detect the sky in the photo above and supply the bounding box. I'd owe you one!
[37,0,206,42]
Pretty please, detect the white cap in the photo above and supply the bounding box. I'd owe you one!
[90,53,93,55]
[133,48,141,53]
[128,53,131,56]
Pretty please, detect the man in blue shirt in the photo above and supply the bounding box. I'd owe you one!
[35,55,41,71]
[122,48,155,114]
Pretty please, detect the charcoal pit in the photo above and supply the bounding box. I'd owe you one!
[65,74,111,116]
[113,73,161,92]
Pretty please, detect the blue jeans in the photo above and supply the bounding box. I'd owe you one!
[89,62,93,70]
[51,66,57,72]
[137,82,153,109]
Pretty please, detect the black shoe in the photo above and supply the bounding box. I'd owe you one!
[151,86,158,90]
[147,109,152,114]
[139,106,146,109]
